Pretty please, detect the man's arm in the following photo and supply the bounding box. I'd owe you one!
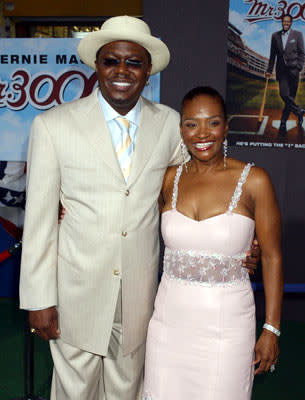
[20,115,61,311]
[296,31,305,71]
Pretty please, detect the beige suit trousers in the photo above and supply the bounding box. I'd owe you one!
[49,288,145,400]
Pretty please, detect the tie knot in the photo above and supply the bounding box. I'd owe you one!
[116,117,130,131]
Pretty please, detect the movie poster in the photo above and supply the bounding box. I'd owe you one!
[226,0,305,149]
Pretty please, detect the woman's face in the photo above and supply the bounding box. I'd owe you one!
[180,94,228,165]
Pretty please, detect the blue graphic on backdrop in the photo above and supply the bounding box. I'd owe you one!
[0,161,25,297]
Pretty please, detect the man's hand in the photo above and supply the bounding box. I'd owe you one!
[29,306,60,341]
[242,239,261,275]
[265,72,271,78]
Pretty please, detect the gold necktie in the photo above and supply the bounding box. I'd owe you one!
[116,117,132,181]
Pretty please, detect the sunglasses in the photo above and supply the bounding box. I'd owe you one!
[102,57,144,68]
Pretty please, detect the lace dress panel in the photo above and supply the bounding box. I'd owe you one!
[163,247,249,286]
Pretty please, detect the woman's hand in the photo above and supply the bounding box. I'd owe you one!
[253,329,279,375]
[58,201,65,223]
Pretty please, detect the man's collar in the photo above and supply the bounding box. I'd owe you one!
[282,29,290,35]
[98,90,141,126]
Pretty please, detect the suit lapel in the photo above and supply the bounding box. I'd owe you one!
[286,29,294,50]
[73,89,125,183]
[128,97,162,186]
[72,92,165,186]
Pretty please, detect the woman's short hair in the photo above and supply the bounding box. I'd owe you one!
[180,86,227,120]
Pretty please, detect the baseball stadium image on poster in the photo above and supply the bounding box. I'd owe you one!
[226,0,305,149]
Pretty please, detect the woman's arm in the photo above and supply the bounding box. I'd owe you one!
[249,167,283,374]
[159,166,177,213]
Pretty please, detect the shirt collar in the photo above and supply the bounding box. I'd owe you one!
[282,29,290,35]
[98,90,141,127]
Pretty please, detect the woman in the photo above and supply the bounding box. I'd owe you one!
[142,87,283,400]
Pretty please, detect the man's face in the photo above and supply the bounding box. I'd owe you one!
[95,41,152,115]
[282,16,292,32]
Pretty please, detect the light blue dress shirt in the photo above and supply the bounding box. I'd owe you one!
[282,29,290,49]
[98,90,141,154]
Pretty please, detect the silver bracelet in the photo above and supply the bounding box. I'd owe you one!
[263,323,281,337]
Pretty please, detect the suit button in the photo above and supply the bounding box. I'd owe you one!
[125,190,130,196]
[113,269,120,276]
[122,231,127,237]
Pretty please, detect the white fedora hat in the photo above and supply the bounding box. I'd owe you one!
[77,15,170,75]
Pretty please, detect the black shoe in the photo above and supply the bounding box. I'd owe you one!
[298,109,305,128]
[279,122,287,136]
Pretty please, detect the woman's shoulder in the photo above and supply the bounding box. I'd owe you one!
[228,158,272,189]
[247,166,273,195]
[228,158,266,176]
[164,164,181,183]
[227,158,248,171]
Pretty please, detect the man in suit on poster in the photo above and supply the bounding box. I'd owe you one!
[266,13,305,135]
[19,15,259,400]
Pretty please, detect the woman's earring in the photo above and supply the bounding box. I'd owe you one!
[180,142,189,171]
[223,138,228,169]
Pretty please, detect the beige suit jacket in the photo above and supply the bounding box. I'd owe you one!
[20,88,181,356]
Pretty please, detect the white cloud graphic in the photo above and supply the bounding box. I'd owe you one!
[0,129,29,161]
[1,109,26,128]
[0,110,31,160]
[229,9,285,58]
[229,9,246,31]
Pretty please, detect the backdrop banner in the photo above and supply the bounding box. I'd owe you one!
[0,38,160,297]
[0,38,160,161]
[226,0,305,149]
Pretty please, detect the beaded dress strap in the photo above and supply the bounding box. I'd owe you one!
[171,165,183,210]
[227,163,254,214]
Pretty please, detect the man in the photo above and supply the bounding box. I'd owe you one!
[20,16,181,400]
[20,16,258,400]
[266,14,305,135]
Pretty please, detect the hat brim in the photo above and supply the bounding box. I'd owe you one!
[77,30,170,75]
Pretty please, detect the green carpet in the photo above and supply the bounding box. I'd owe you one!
[0,297,304,399]
[0,298,52,399]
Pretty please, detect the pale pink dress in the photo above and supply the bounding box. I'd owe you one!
[143,163,256,400]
